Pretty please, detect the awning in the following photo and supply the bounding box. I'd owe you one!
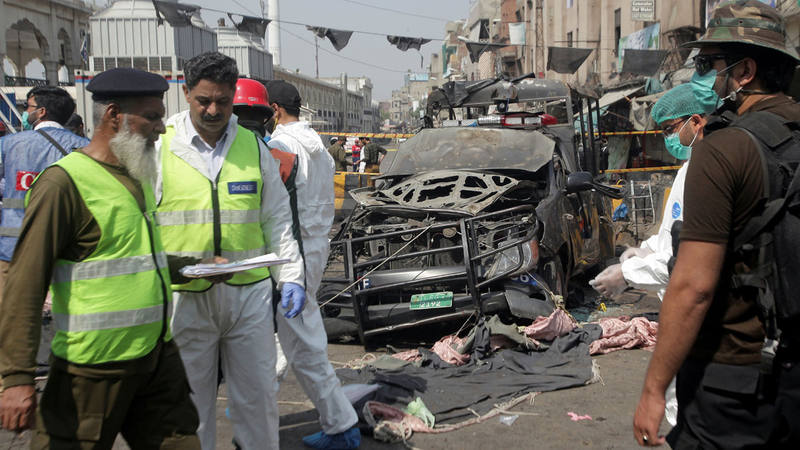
[547,47,594,74]
[621,49,669,76]
[576,85,645,128]
[597,85,645,110]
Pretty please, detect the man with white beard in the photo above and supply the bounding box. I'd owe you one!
[0,68,208,447]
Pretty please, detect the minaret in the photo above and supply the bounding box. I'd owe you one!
[265,0,281,65]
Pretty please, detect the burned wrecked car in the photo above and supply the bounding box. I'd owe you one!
[320,77,623,344]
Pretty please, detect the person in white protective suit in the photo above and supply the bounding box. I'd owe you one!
[590,83,716,426]
[155,53,307,450]
[265,79,361,450]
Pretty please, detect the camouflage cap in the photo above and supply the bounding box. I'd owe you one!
[684,0,799,61]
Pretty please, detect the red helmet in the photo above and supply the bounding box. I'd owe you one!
[234,78,270,109]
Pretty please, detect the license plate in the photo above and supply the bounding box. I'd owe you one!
[409,292,454,310]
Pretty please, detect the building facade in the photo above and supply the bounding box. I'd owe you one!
[216,19,273,81]
[89,0,216,75]
[1,0,93,86]
[320,75,380,132]
[428,1,799,90]
[276,68,377,133]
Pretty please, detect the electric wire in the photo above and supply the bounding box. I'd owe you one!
[341,0,453,22]
[281,26,411,73]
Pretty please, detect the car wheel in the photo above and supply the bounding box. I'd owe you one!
[317,283,346,318]
[541,255,566,297]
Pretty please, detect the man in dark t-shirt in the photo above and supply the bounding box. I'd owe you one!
[633,2,800,448]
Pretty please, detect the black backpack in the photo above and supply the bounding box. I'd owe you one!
[724,110,800,342]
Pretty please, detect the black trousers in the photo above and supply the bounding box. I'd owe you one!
[668,353,800,449]
[32,340,200,449]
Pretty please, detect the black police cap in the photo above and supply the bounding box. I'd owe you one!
[87,68,169,101]
[265,80,301,109]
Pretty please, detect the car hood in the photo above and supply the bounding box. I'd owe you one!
[350,169,536,215]
[381,127,555,176]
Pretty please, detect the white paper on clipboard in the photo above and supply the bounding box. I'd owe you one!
[179,253,290,278]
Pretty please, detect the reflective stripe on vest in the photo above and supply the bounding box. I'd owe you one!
[49,152,172,365]
[155,209,261,226]
[158,125,270,292]
[0,199,27,237]
[54,302,172,333]
[52,252,168,284]
[2,198,26,209]
[0,227,20,237]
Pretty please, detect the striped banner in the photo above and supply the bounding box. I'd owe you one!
[590,130,663,136]
[603,165,681,174]
[319,131,415,138]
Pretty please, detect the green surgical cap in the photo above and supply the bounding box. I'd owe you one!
[651,83,712,125]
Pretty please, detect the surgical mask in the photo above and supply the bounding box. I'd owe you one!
[690,69,722,112]
[21,111,33,130]
[663,119,696,160]
[690,59,744,114]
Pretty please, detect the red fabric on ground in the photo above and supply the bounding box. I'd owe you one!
[589,316,658,355]
[523,308,577,341]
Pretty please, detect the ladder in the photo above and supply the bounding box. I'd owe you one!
[629,179,656,242]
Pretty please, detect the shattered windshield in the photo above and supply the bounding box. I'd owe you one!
[382,128,555,176]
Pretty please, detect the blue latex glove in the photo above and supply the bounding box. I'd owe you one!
[280,282,306,318]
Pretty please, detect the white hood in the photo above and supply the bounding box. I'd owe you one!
[267,121,335,298]
[272,121,326,155]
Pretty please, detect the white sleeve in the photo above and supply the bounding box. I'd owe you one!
[258,139,305,289]
[640,233,660,253]
[620,251,671,292]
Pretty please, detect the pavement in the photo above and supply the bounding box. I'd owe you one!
[1,288,668,449]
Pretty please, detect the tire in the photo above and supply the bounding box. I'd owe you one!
[317,283,347,318]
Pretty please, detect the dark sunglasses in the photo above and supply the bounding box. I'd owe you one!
[22,101,40,109]
[693,53,741,76]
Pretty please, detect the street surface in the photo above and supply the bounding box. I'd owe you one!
[0,288,667,449]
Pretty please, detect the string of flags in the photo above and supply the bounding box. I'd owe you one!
[149,0,525,59]
[306,27,354,52]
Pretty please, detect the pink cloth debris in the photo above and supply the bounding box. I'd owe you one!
[490,334,518,352]
[431,335,470,366]
[391,349,422,362]
[389,335,469,366]
[364,401,431,432]
[523,308,577,341]
[589,316,659,355]
[567,412,592,421]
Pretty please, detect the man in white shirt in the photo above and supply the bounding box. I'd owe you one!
[155,52,306,450]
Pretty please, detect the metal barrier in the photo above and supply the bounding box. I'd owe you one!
[333,171,377,216]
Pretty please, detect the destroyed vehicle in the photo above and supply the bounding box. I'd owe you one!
[320,77,623,345]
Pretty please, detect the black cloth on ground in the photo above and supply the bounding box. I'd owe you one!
[338,324,602,423]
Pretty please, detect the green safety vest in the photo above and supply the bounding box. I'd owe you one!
[46,152,172,365]
[157,125,270,292]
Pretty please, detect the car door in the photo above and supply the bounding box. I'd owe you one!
[557,155,601,274]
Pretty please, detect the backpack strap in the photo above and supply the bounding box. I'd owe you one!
[729,111,800,251]
[36,129,69,157]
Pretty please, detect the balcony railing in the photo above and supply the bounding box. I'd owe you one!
[3,76,74,87]
[4,76,49,87]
